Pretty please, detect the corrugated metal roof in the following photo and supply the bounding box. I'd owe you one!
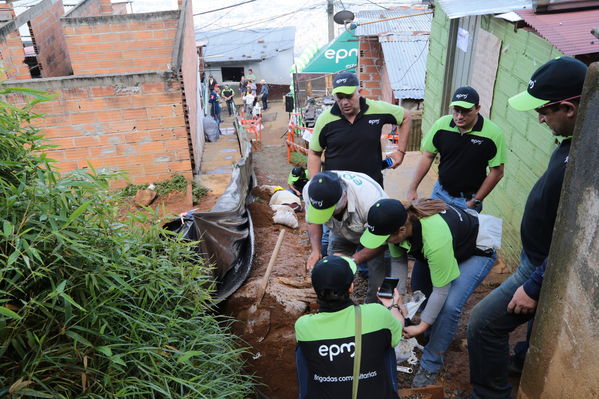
[437,0,532,19]
[516,8,599,56]
[379,35,429,100]
[196,27,295,63]
[355,7,432,36]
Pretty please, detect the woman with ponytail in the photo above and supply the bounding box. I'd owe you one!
[360,198,496,388]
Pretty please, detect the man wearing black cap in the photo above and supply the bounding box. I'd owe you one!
[307,71,411,187]
[467,56,588,399]
[408,86,506,212]
[295,255,404,398]
[303,170,391,303]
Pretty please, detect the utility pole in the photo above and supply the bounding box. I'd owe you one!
[327,0,334,42]
[517,62,599,398]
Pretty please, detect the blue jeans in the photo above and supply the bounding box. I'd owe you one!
[411,252,496,373]
[467,251,538,399]
[431,180,482,213]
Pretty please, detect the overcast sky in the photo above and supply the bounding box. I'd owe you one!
[131,0,417,55]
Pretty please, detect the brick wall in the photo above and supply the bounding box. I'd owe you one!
[176,0,201,172]
[0,30,31,80]
[65,0,113,18]
[3,74,193,186]
[422,8,564,268]
[29,0,73,77]
[62,12,179,75]
[358,37,384,99]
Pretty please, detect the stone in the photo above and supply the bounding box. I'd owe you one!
[134,189,157,207]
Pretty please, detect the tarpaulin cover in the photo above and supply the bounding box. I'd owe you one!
[165,121,256,303]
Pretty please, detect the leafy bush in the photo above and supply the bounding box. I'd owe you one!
[0,88,254,397]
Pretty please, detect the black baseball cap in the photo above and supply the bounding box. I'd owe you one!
[306,172,343,224]
[509,56,588,111]
[311,255,357,293]
[291,166,305,179]
[450,86,479,109]
[360,199,407,249]
[332,72,360,95]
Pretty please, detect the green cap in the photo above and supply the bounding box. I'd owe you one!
[332,72,359,95]
[306,172,343,224]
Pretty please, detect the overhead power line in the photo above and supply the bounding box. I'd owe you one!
[194,0,256,16]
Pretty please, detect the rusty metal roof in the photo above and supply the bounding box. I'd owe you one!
[355,7,432,36]
[516,8,599,56]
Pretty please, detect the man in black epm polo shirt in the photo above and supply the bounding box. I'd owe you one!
[308,72,411,187]
[466,56,588,399]
[408,87,506,211]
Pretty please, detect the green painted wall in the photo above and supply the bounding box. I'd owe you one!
[422,8,564,269]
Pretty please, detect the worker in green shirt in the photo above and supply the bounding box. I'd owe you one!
[221,85,235,116]
[360,198,496,388]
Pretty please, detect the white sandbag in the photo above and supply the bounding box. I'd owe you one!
[269,190,301,207]
[271,205,298,229]
[476,213,503,250]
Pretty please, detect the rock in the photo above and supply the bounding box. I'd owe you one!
[134,189,157,207]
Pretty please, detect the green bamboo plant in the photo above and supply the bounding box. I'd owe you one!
[0,87,254,398]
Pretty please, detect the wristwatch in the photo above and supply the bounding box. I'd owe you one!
[387,304,401,310]
[472,198,482,207]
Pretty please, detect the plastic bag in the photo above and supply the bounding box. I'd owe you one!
[476,213,503,250]
[271,205,298,229]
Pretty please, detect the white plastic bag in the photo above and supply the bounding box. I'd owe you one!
[476,213,503,250]
[271,205,298,229]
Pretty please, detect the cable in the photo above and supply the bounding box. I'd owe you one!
[363,0,389,10]
[194,0,256,16]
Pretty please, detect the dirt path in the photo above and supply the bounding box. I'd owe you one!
[222,101,526,398]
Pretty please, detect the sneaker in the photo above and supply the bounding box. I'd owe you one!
[412,367,438,388]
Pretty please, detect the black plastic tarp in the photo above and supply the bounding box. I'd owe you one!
[165,120,256,303]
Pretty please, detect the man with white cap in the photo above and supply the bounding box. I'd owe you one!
[307,72,411,187]
[466,56,588,399]
[408,86,506,211]
[303,170,394,303]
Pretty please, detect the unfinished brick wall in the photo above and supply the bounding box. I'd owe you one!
[0,29,30,80]
[62,12,179,75]
[358,37,384,100]
[4,74,193,186]
[176,0,201,171]
[65,0,113,18]
[29,0,73,77]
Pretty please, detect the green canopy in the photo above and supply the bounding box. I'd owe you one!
[302,29,358,73]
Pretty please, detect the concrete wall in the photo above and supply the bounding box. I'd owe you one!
[3,73,192,186]
[423,7,565,268]
[29,0,73,77]
[62,11,179,75]
[204,49,294,86]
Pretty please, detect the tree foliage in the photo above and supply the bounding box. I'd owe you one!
[0,88,254,398]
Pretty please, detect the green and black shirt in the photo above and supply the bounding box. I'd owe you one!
[310,97,405,187]
[295,304,402,398]
[389,205,479,287]
[421,114,506,196]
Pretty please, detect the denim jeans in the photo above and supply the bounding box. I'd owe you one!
[431,180,482,213]
[328,232,388,303]
[467,251,537,399]
[411,252,496,374]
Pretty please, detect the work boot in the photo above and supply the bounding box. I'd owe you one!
[412,367,438,388]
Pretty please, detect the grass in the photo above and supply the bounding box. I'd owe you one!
[0,87,254,398]
[290,151,307,167]
[120,175,210,204]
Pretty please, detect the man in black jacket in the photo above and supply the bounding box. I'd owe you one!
[466,56,588,399]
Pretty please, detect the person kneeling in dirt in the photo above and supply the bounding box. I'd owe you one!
[295,255,404,398]
[288,166,309,197]
[303,171,390,303]
[360,198,497,388]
